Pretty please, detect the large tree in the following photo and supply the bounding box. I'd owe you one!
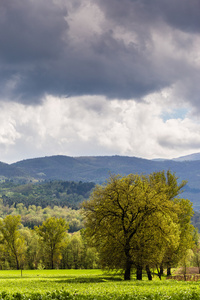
[82,172,193,280]
[34,217,68,269]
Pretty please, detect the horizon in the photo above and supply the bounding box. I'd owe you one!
[3,151,199,165]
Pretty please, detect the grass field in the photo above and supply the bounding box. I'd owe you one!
[0,269,200,299]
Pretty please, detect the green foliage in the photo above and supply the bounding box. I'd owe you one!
[0,179,94,233]
[0,215,98,270]
[35,217,69,269]
[82,172,194,280]
[0,201,83,233]
[0,215,26,269]
[191,231,200,273]
[60,231,99,269]
[191,211,200,232]
[0,180,95,209]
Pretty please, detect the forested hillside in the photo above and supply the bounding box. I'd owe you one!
[10,155,200,209]
[0,178,199,231]
[0,180,95,232]
[0,180,95,209]
[0,154,200,223]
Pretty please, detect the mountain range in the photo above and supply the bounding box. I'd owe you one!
[0,153,200,210]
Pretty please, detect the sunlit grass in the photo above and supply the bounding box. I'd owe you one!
[0,269,199,299]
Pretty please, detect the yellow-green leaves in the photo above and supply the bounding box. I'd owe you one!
[34,217,69,269]
[82,171,194,280]
[0,215,26,269]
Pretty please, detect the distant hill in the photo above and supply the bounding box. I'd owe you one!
[11,155,169,182]
[0,154,198,209]
[0,161,27,179]
[173,152,200,161]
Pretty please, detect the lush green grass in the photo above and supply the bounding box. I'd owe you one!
[0,269,199,299]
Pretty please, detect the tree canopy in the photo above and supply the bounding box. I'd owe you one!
[0,215,26,270]
[82,171,194,280]
[35,217,69,269]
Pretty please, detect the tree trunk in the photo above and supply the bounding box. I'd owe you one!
[124,244,132,280]
[16,257,20,270]
[14,252,20,270]
[146,265,152,280]
[136,265,143,280]
[51,251,54,269]
[167,266,171,276]
[183,264,187,281]
[156,265,162,280]
[124,259,132,280]
[160,264,164,275]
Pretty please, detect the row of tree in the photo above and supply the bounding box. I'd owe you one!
[0,216,99,270]
[0,202,83,232]
[82,171,195,280]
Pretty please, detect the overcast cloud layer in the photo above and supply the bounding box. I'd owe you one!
[0,0,200,162]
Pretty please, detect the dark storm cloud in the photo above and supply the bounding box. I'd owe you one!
[0,0,68,62]
[156,0,200,33]
[0,0,69,103]
[60,30,169,99]
[0,0,199,104]
[96,0,200,33]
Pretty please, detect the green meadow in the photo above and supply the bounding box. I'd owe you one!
[0,270,199,299]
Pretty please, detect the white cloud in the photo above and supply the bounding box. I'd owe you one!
[0,94,200,163]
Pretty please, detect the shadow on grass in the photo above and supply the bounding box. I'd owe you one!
[53,275,123,284]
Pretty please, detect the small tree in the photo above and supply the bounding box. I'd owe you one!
[191,229,200,273]
[0,215,26,270]
[35,217,68,269]
[162,198,194,276]
[179,249,194,280]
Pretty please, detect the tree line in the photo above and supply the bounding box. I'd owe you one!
[0,180,95,209]
[0,215,99,270]
[0,201,83,232]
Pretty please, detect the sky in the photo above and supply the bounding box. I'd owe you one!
[1,0,200,163]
